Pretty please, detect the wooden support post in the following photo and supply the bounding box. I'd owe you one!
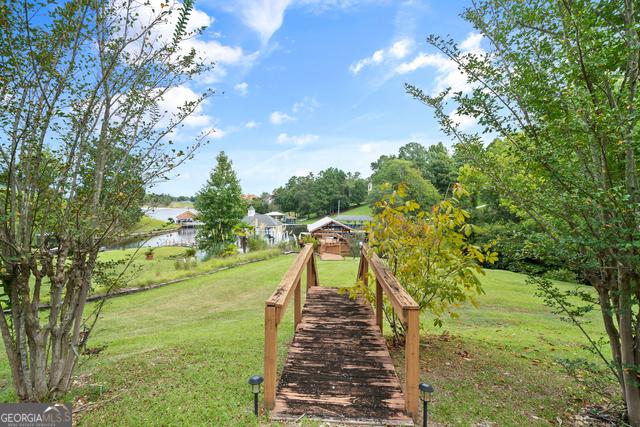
[264,305,277,410]
[361,257,368,286]
[375,278,383,332]
[404,308,420,420]
[313,254,319,286]
[294,278,301,330]
[306,256,314,293]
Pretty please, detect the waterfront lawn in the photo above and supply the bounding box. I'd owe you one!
[0,256,613,426]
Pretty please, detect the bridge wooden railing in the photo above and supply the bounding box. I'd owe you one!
[264,244,318,409]
[357,244,421,420]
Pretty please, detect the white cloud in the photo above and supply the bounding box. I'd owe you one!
[359,143,380,153]
[292,96,319,113]
[388,38,412,59]
[394,52,448,75]
[459,32,484,53]
[449,109,477,130]
[270,111,295,125]
[157,85,211,127]
[245,120,259,128]
[276,133,319,146]
[394,32,485,94]
[350,37,414,74]
[233,0,292,44]
[209,128,227,139]
[224,0,385,44]
[122,1,259,85]
[234,82,249,96]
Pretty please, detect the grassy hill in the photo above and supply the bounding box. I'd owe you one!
[129,215,180,235]
[300,204,373,224]
[0,256,611,425]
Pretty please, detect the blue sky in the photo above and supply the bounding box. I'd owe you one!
[152,0,481,196]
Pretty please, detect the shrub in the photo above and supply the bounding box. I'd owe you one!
[542,268,579,284]
[184,247,197,258]
[277,238,297,252]
[299,234,318,251]
[221,243,238,257]
[248,235,268,252]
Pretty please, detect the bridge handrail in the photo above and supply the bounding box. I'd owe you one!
[264,244,318,410]
[358,244,421,420]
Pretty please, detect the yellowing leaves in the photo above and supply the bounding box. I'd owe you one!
[366,182,495,335]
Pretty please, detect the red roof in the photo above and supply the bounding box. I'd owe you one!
[176,211,196,220]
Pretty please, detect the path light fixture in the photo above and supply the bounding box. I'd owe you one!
[248,375,264,416]
[419,383,434,427]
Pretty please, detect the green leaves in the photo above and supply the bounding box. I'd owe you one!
[367,183,493,336]
[194,152,244,254]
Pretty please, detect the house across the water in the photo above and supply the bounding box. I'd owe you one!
[243,206,287,244]
[175,210,198,227]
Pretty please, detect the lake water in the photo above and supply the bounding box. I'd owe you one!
[112,227,198,250]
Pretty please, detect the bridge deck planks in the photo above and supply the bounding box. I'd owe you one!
[271,287,412,425]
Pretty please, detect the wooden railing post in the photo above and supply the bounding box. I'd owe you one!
[375,278,383,332]
[294,278,301,330]
[306,255,315,292]
[404,308,420,420]
[264,305,277,409]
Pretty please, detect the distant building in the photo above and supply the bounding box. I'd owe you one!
[175,211,198,227]
[243,206,287,244]
[307,217,354,256]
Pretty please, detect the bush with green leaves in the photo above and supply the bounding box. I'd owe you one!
[248,235,268,252]
[299,234,319,251]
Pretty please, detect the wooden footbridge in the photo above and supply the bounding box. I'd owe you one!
[264,244,421,425]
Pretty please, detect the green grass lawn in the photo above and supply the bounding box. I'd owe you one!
[96,246,281,292]
[300,204,372,224]
[0,256,612,426]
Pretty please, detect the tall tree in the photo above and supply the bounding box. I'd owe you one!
[195,152,244,254]
[0,0,211,401]
[408,0,640,421]
[368,158,441,209]
[398,142,459,194]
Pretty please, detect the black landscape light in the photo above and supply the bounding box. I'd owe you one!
[419,383,434,427]
[248,375,263,416]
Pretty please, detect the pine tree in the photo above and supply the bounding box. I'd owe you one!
[195,152,245,254]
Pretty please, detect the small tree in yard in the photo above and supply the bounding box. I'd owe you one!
[354,183,496,341]
[408,0,640,422]
[195,152,245,255]
[0,0,213,401]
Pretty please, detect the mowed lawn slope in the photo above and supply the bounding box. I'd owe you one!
[0,256,609,426]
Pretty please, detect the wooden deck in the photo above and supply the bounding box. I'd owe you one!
[271,287,413,425]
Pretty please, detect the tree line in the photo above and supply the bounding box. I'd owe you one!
[273,168,368,218]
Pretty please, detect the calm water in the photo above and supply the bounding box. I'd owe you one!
[112,227,198,250]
